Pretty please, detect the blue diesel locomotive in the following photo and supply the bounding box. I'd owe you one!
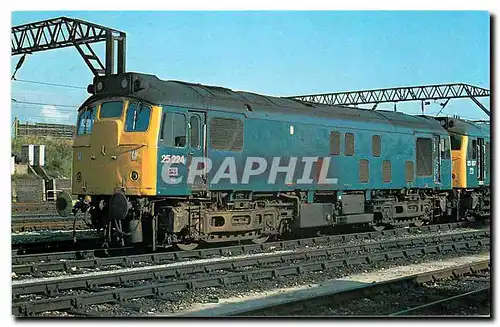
[56,72,490,250]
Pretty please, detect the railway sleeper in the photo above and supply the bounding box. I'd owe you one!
[12,244,490,316]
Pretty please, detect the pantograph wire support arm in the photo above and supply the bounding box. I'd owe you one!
[287,83,490,117]
[11,16,126,77]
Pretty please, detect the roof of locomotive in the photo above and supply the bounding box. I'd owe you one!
[436,116,490,138]
[85,72,447,134]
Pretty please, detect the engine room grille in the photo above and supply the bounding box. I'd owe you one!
[416,138,433,177]
[383,160,391,183]
[345,133,355,156]
[359,159,369,183]
[405,161,414,182]
[209,117,244,151]
[372,135,381,157]
[330,131,341,155]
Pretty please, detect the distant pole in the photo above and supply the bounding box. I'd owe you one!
[13,117,19,138]
[421,100,424,114]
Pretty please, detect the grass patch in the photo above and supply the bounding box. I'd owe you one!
[12,136,73,178]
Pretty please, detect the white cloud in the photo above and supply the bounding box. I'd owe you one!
[40,104,72,123]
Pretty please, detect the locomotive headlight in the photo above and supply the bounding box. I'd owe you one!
[131,150,138,161]
[96,81,104,92]
[130,171,139,181]
[121,78,128,89]
[76,172,82,182]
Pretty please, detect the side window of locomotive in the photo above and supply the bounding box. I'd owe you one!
[173,113,187,147]
[77,105,96,136]
[345,133,355,156]
[441,137,451,159]
[416,138,433,177]
[160,112,172,144]
[189,116,200,148]
[210,117,244,151]
[124,102,151,132]
[471,139,478,160]
[99,101,123,119]
[372,135,381,157]
[160,112,186,147]
[330,131,341,155]
[450,134,462,150]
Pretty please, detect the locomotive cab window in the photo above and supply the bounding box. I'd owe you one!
[416,138,432,177]
[99,101,123,119]
[440,137,451,160]
[124,102,151,132]
[190,116,200,148]
[77,105,96,136]
[471,139,478,160]
[160,111,186,147]
[450,133,462,150]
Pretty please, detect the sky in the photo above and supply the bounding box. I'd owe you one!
[10,11,491,125]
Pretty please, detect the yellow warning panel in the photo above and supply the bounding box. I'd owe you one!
[451,135,467,188]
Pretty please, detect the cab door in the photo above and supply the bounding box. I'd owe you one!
[157,106,190,196]
[187,111,207,191]
[433,135,441,184]
[477,138,485,184]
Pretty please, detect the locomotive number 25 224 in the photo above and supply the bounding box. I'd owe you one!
[161,154,186,165]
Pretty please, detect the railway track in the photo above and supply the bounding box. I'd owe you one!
[11,215,89,233]
[12,202,57,214]
[227,259,490,316]
[12,221,484,273]
[389,287,490,316]
[12,229,490,316]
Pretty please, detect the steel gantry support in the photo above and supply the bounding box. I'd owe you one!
[287,83,490,117]
[11,17,126,77]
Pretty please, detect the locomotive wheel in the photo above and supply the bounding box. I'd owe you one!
[251,235,270,244]
[175,242,199,251]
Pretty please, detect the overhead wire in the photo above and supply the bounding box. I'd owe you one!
[12,78,87,90]
[11,104,78,113]
[11,78,86,122]
[11,99,80,109]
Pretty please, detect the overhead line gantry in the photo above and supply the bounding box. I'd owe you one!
[11,16,126,77]
[287,83,490,117]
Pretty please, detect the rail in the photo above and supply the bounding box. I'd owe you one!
[226,259,490,317]
[12,231,490,315]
